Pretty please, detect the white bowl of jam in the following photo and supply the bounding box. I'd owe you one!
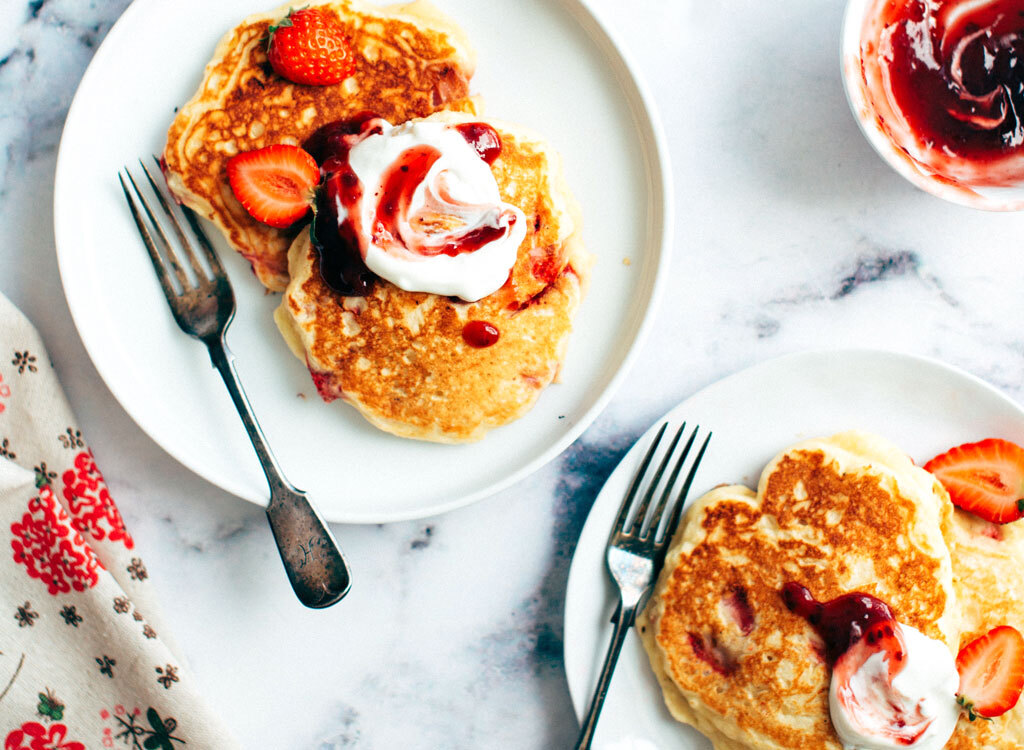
[842,0,1024,210]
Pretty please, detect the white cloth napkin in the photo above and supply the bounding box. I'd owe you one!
[0,291,238,748]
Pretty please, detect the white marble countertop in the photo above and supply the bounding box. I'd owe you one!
[2,0,1024,747]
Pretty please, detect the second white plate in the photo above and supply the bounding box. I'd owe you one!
[563,349,1024,748]
[53,0,671,522]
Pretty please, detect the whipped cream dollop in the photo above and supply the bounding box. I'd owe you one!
[829,623,960,750]
[345,119,526,302]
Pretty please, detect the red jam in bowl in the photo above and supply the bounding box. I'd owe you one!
[855,0,1024,190]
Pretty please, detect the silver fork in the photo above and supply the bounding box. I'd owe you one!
[574,422,710,750]
[119,159,351,609]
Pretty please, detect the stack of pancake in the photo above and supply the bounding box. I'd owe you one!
[275,110,589,442]
[638,431,1024,749]
[163,0,590,442]
[165,0,479,291]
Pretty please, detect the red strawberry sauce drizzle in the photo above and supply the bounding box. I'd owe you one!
[303,115,507,296]
[305,113,381,296]
[454,123,502,164]
[461,320,500,348]
[373,146,510,259]
[781,582,900,666]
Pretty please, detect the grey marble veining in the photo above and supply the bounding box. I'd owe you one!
[1,0,130,178]
[3,0,1024,747]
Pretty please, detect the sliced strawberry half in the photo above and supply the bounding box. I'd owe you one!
[226,144,319,228]
[956,625,1024,720]
[924,438,1024,524]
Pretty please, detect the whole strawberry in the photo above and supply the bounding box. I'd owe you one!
[267,7,355,86]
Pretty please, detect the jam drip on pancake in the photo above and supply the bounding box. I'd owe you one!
[782,582,898,665]
[305,116,510,296]
[878,0,1024,161]
[783,583,941,746]
[461,320,500,347]
[454,122,502,164]
[306,114,381,295]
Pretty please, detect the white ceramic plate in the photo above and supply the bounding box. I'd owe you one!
[563,349,1024,749]
[53,0,671,522]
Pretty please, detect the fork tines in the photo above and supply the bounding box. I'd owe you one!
[615,422,711,545]
[577,420,710,750]
[118,158,225,296]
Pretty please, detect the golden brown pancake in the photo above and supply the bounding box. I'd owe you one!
[638,432,959,750]
[945,510,1024,749]
[275,110,590,443]
[164,0,477,291]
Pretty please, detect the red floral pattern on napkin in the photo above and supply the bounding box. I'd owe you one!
[61,451,133,550]
[0,370,10,415]
[0,279,236,746]
[10,485,101,596]
[4,721,85,750]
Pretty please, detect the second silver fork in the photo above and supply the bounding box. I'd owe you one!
[574,421,710,750]
[119,159,351,609]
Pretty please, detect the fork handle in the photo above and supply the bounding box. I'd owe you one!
[207,338,351,609]
[574,600,635,750]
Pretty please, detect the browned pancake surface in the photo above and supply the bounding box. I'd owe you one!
[276,112,590,442]
[639,434,957,750]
